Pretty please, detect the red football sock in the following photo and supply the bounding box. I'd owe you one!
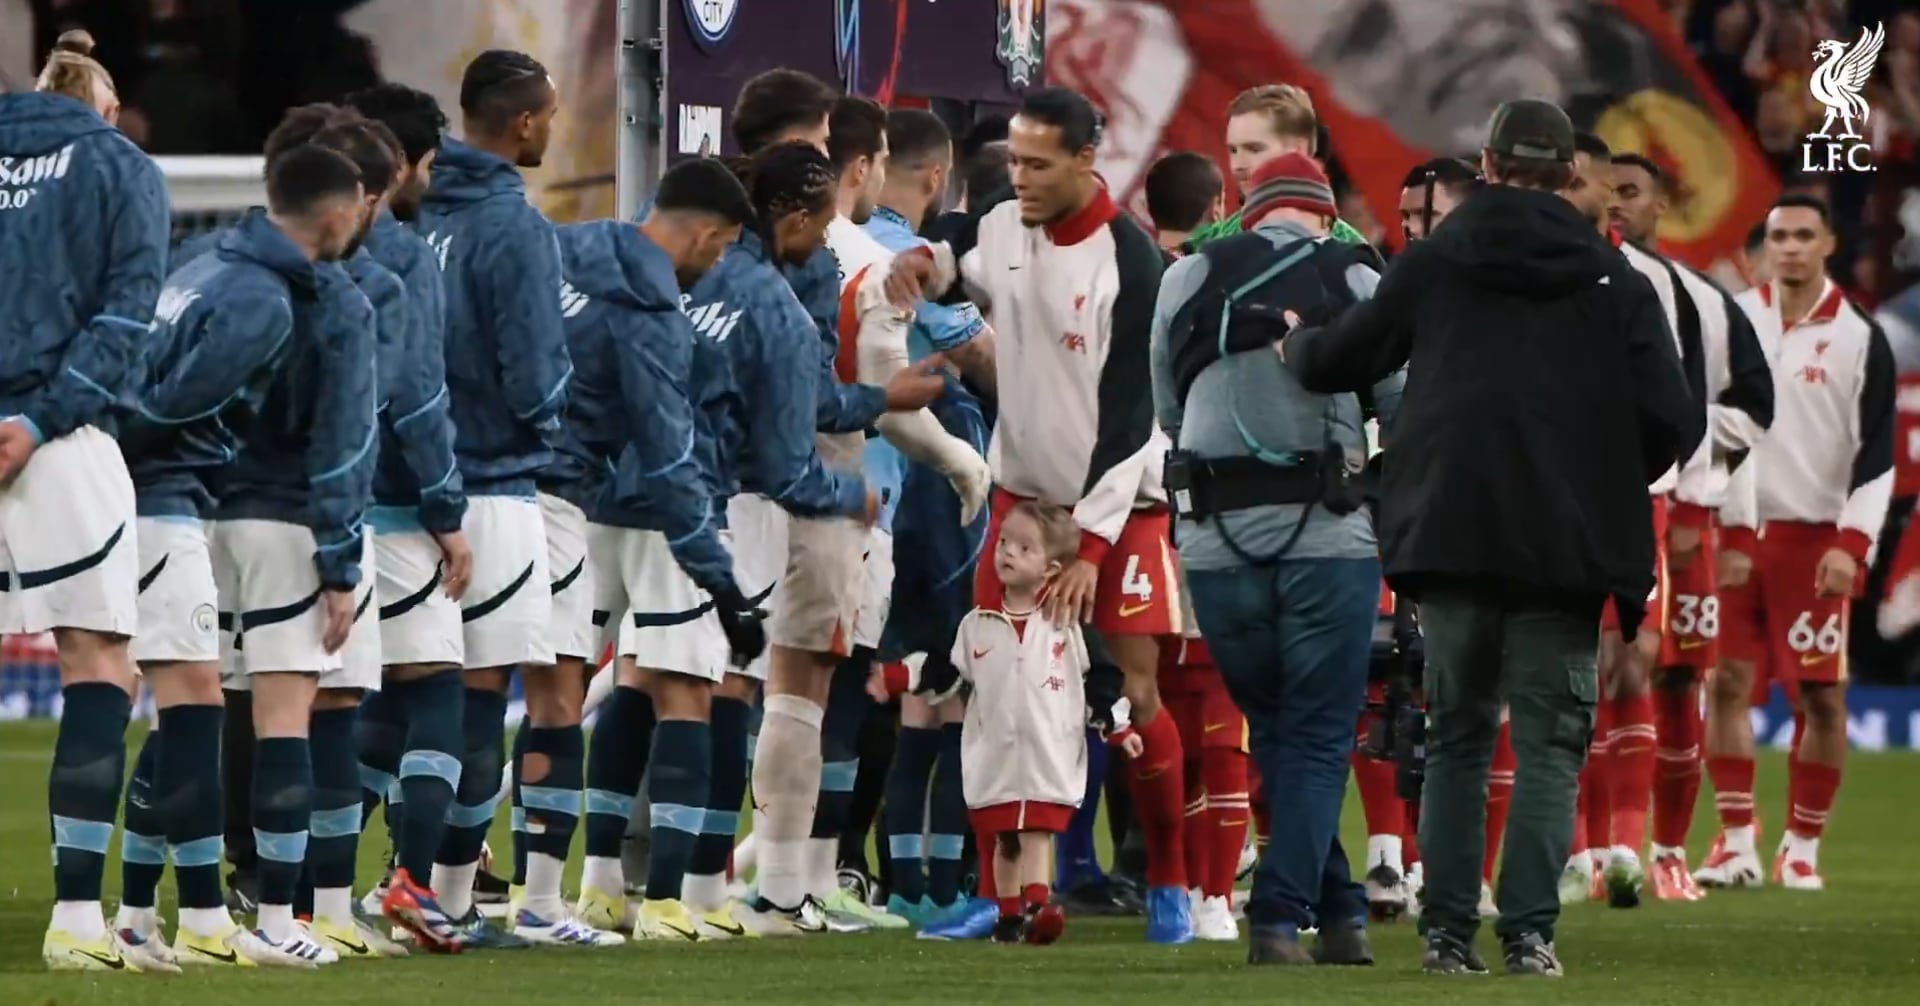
[1022,882,1048,910]
[1126,710,1188,889]
[1706,755,1756,829]
[1202,747,1249,899]
[1580,700,1614,855]
[1182,758,1210,893]
[997,895,1021,918]
[1788,760,1841,840]
[1484,721,1514,882]
[1352,747,1404,841]
[1402,810,1420,868]
[1609,691,1656,852]
[1652,684,1703,849]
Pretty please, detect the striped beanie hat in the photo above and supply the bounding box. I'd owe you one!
[1242,151,1338,224]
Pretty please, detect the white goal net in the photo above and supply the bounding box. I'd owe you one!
[157,154,264,249]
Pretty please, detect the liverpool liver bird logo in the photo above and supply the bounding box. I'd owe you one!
[1809,22,1885,142]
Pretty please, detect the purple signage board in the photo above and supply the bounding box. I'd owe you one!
[665,0,1043,160]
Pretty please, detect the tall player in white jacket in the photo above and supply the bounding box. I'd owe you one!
[1697,195,1893,892]
[788,96,990,926]
[1606,152,1774,902]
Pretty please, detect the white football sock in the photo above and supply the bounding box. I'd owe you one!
[582,855,625,896]
[523,852,567,919]
[683,873,726,913]
[809,837,839,901]
[179,906,231,939]
[1366,834,1404,873]
[314,888,353,927]
[112,903,155,933]
[52,900,105,939]
[751,694,824,909]
[732,833,758,879]
[431,862,478,919]
[1723,824,1757,855]
[258,903,295,943]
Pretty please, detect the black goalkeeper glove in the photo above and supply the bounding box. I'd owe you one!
[712,585,768,669]
[909,650,964,704]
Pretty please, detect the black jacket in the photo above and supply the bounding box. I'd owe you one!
[1284,185,1705,609]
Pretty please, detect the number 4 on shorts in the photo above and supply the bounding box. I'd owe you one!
[1121,555,1152,601]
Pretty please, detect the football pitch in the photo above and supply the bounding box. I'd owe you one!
[1,723,1916,1005]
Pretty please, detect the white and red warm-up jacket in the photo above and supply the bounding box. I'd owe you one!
[951,606,1094,813]
[1720,279,1895,562]
[924,189,1169,566]
[1619,240,1774,532]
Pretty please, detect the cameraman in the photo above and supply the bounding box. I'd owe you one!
[1281,99,1702,977]
[1148,152,1403,966]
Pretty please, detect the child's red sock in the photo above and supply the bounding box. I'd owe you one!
[1580,700,1614,857]
[1126,710,1188,890]
[1652,683,1703,849]
[1705,755,1756,829]
[1182,759,1209,894]
[1202,747,1249,899]
[1021,882,1048,910]
[1484,721,1514,882]
[1788,760,1840,840]
[1608,691,1656,852]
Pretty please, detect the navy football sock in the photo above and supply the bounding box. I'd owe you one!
[645,719,712,901]
[926,722,967,906]
[690,696,750,880]
[1059,730,1108,887]
[157,704,226,912]
[520,724,584,905]
[809,656,873,842]
[435,688,506,871]
[355,688,405,832]
[253,737,313,911]
[50,683,130,904]
[308,706,364,910]
[583,685,653,861]
[118,731,166,911]
[884,726,940,904]
[392,670,463,884]
[508,716,529,885]
[220,688,257,872]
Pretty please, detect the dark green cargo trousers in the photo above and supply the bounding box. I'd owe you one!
[1415,587,1600,946]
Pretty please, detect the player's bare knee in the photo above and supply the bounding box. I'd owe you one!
[719,671,759,702]
[385,661,458,685]
[313,687,363,712]
[249,671,319,738]
[53,627,135,691]
[462,666,511,693]
[521,665,582,727]
[143,660,224,707]
[1709,662,1754,706]
[1802,683,1847,729]
[647,670,712,720]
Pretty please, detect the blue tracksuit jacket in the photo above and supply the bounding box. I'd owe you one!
[550,220,738,597]
[0,92,170,444]
[189,213,378,590]
[120,213,317,520]
[358,212,464,534]
[417,138,570,496]
[783,245,887,434]
[686,230,865,519]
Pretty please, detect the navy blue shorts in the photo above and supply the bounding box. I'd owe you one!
[880,381,990,661]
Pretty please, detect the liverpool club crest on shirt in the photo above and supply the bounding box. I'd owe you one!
[997,0,1045,88]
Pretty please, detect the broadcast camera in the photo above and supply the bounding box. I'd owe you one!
[1359,591,1426,803]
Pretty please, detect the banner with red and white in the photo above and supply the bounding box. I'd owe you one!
[1050,0,1779,278]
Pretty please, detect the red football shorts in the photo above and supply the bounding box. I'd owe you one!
[1659,514,1719,673]
[1160,637,1246,753]
[971,801,1073,834]
[1720,521,1850,694]
[975,489,1180,637]
[1601,496,1669,634]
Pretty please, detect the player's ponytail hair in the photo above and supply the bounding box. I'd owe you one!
[37,30,117,108]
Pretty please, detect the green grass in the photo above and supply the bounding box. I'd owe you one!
[2,722,1918,1004]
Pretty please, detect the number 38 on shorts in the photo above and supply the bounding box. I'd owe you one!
[1660,592,1720,669]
